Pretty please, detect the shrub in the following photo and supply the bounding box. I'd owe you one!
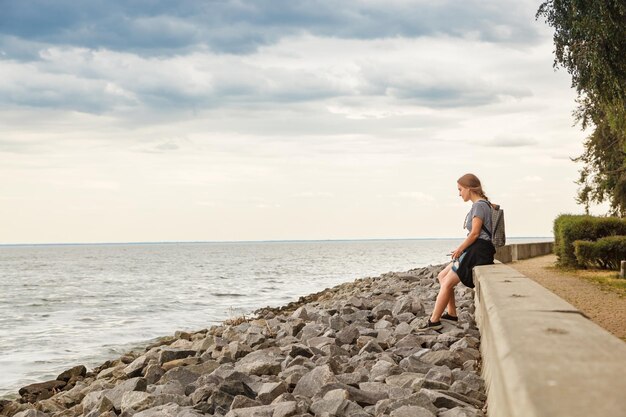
[553,214,626,267]
[574,236,626,270]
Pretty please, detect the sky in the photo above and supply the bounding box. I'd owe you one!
[0,0,600,244]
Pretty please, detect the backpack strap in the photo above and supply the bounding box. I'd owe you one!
[478,200,493,238]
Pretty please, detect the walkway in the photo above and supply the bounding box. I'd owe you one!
[508,254,626,341]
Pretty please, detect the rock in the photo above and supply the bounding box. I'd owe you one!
[425,366,452,385]
[309,396,365,417]
[231,395,262,409]
[234,349,283,376]
[395,312,415,323]
[398,356,433,374]
[359,340,383,354]
[390,405,436,417]
[419,351,463,369]
[96,365,124,380]
[158,348,197,365]
[224,401,298,417]
[279,365,310,386]
[391,298,413,317]
[293,365,337,397]
[102,377,147,411]
[368,361,400,382]
[124,355,148,378]
[150,381,186,396]
[372,301,394,319]
[285,343,314,358]
[18,380,67,403]
[374,392,438,415]
[438,390,483,408]
[317,383,387,406]
[414,378,450,391]
[57,365,87,383]
[336,326,359,345]
[119,391,151,411]
[143,364,165,385]
[439,406,485,417]
[450,381,487,402]
[323,389,349,401]
[374,320,393,330]
[224,342,253,360]
[385,373,422,388]
[291,307,309,320]
[12,410,50,417]
[35,398,67,415]
[81,390,105,412]
[188,382,218,405]
[394,322,412,336]
[162,357,201,371]
[419,389,475,409]
[271,393,297,404]
[358,382,411,400]
[133,403,204,417]
[307,337,336,349]
[186,360,220,375]
[336,372,366,386]
[120,391,191,413]
[298,324,326,341]
[159,367,200,387]
[256,382,288,404]
[342,310,371,324]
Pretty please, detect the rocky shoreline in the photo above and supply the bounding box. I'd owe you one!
[0,265,487,417]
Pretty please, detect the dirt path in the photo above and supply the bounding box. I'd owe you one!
[508,254,626,341]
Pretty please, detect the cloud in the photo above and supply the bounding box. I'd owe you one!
[473,136,539,147]
[0,1,544,58]
[398,192,435,202]
[522,175,543,182]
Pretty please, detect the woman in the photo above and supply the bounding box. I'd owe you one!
[419,173,496,331]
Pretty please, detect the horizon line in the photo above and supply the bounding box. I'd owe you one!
[0,236,554,247]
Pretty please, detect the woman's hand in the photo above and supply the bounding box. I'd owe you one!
[451,247,464,259]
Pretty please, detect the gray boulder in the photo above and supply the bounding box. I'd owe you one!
[293,365,337,397]
[158,348,196,365]
[419,389,475,409]
[132,403,204,417]
[103,377,147,411]
[234,349,283,376]
[224,401,298,417]
[120,391,191,413]
[257,381,288,404]
[439,406,485,417]
[390,405,436,417]
[12,411,50,417]
[159,367,200,387]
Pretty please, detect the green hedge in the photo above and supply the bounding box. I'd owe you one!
[553,214,626,267]
[574,236,626,270]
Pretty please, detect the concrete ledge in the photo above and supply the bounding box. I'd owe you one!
[474,263,626,417]
[495,241,554,263]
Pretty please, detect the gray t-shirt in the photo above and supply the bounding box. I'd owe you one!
[465,200,492,241]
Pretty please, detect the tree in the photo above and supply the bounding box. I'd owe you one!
[537,1,626,215]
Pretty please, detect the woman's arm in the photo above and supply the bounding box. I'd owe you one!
[451,216,484,259]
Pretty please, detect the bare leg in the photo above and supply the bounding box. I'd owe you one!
[438,263,457,317]
[431,270,461,322]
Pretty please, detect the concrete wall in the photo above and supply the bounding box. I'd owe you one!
[495,241,554,263]
[473,262,626,417]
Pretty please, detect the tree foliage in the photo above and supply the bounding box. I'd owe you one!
[537,1,626,215]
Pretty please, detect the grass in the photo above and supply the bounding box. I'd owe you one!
[549,264,626,298]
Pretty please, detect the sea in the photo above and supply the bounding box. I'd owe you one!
[0,238,551,398]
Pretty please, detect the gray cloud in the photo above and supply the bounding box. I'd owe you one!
[0,0,543,58]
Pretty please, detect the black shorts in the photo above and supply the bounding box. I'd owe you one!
[454,238,496,288]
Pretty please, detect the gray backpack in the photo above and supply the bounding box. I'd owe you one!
[481,201,506,247]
